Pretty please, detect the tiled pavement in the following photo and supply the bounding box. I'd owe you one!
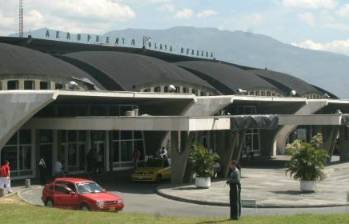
[157,162,349,208]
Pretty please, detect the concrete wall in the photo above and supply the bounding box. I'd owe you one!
[0,92,56,151]
[273,100,328,156]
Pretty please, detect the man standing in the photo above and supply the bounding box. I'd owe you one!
[0,161,12,193]
[227,160,241,220]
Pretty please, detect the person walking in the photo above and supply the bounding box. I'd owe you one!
[38,157,48,185]
[227,160,241,220]
[54,159,64,178]
[0,160,12,193]
[159,146,168,159]
[133,148,141,168]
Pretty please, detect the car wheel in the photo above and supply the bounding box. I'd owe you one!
[80,204,90,211]
[45,199,54,207]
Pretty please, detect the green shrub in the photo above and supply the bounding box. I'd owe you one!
[286,133,328,181]
[189,144,220,178]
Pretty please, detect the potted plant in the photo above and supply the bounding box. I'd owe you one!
[189,144,220,188]
[286,133,328,192]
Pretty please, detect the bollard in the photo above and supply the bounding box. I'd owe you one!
[25,178,31,188]
[0,188,4,197]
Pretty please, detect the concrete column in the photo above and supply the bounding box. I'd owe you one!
[19,80,24,90]
[272,101,328,156]
[170,131,194,184]
[32,128,37,178]
[260,129,280,158]
[34,80,41,90]
[1,80,7,90]
[321,126,339,160]
[338,127,349,161]
[52,130,58,176]
[215,131,236,178]
[105,131,110,171]
[232,130,246,162]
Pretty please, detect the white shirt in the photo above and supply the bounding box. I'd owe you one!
[55,161,63,173]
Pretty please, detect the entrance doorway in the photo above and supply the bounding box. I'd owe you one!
[91,131,106,172]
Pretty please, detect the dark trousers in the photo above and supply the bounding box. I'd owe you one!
[39,168,48,185]
[229,184,241,220]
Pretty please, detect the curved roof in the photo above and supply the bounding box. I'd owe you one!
[64,51,215,91]
[176,61,279,94]
[0,43,101,86]
[249,69,321,96]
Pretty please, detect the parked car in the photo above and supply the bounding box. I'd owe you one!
[42,177,124,212]
[131,158,171,182]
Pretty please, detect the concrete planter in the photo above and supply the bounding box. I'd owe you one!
[300,180,316,192]
[195,177,211,188]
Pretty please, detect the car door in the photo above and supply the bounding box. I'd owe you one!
[65,182,80,209]
[53,184,70,208]
[54,182,80,209]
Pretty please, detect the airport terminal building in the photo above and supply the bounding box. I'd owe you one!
[1,36,349,184]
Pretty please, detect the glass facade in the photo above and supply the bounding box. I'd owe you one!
[0,130,33,177]
[59,130,87,173]
[110,130,145,170]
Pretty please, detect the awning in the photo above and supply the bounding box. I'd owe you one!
[230,115,279,131]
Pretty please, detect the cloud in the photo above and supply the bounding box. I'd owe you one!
[282,0,337,10]
[44,0,135,23]
[337,4,349,18]
[175,8,193,19]
[293,39,349,55]
[159,3,176,13]
[0,0,135,35]
[298,12,316,26]
[197,10,218,18]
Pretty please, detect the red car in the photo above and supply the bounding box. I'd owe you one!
[42,177,124,212]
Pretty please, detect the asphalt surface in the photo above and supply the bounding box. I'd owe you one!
[19,181,349,218]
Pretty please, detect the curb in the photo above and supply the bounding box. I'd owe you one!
[0,186,25,199]
[17,185,43,206]
[156,185,349,208]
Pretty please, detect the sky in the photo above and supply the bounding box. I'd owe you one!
[1,0,349,55]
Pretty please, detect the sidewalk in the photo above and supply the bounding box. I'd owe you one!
[157,163,349,208]
[0,186,24,198]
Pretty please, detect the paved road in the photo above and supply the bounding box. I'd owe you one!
[20,182,349,218]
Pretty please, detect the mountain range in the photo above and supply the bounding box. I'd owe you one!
[15,26,349,98]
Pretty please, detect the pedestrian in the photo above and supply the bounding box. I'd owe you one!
[96,150,103,174]
[226,160,241,220]
[54,159,64,178]
[38,157,48,185]
[0,160,13,193]
[159,146,168,159]
[86,148,95,173]
[133,148,141,168]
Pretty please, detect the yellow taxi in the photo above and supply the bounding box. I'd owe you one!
[131,158,171,182]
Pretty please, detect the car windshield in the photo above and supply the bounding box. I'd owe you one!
[76,182,104,194]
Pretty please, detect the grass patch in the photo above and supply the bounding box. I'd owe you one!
[0,203,349,224]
